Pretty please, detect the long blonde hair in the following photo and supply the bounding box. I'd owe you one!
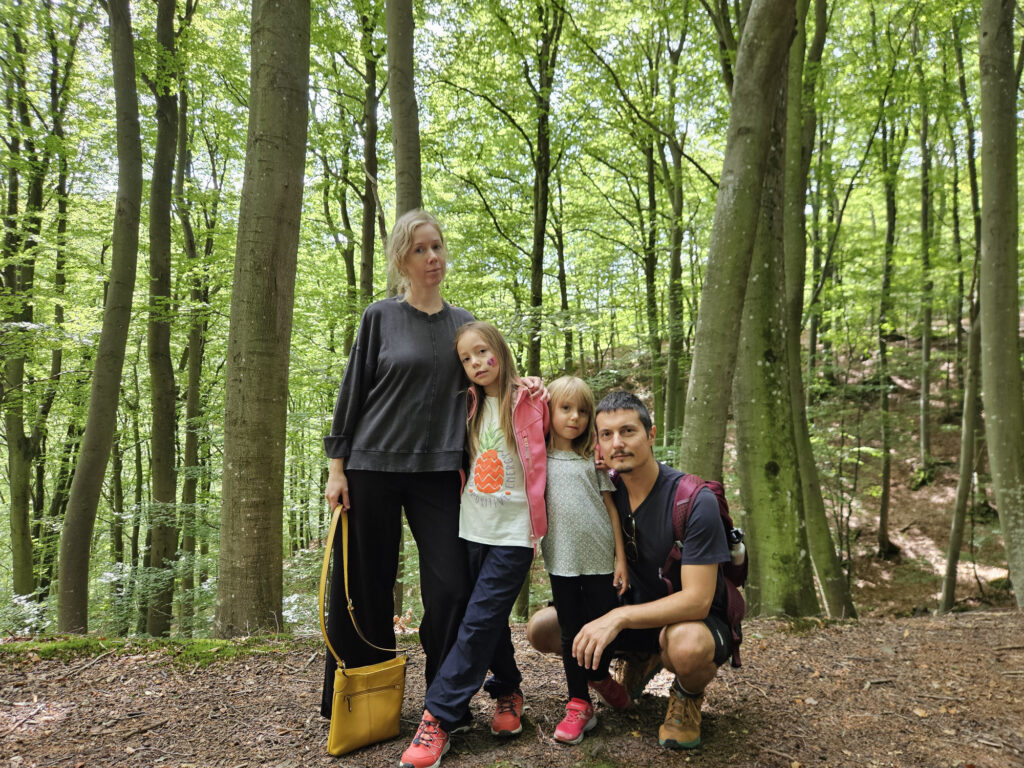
[386,209,446,297]
[546,376,597,457]
[456,321,519,458]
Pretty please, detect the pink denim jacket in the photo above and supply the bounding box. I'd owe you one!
[465,383,549,548]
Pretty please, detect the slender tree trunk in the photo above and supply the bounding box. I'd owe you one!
[214,0,309,636]
[145,0,179,637]
[175,89,206,638]
[359,10,379,303]
[386,0,421,215]
[978,0,1024,608]
[680,0,797,480]
[915,24,933,472]
[940,295,980,612]
[876,114,902,559]
[525,2,563,377]
[57,0,143,633]
[783,0,855,617]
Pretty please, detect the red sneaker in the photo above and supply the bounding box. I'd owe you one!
[490,690,524,736]
[589,674,630,710]
[400,710,450,768]
[553,698,597,744]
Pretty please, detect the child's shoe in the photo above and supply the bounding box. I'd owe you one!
[588,674,630,710]
[490,690,524,736]
[400,710,450,768]
[553,697,597,744]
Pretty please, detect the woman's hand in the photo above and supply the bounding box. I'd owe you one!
[518,376,549,403]
[325,458,350,510]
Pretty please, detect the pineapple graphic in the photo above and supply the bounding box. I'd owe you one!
[473,425,505,493]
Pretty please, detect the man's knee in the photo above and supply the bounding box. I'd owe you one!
[660,621,717,678]
[525,605,561,654]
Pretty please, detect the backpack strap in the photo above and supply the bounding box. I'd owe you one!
[659,473,706,591]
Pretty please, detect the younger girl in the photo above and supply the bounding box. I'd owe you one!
[400,321,548,768]
[542,376,630,744]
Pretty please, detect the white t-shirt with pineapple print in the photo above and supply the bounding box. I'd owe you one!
[459,396,532,548]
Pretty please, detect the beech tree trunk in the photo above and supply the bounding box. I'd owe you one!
[58,0,143,633]
[940,296,980,612]
[783,0,855,617]
[733,73,818,616]
[214,0,309,636]
[386,0,422,216]
[680,0,797,480]
[978,0,1024,608]
[145,0,179,637]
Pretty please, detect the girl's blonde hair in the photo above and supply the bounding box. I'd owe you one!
[386,209,446,297]
[456,321,519,458]
[546,376,597,457]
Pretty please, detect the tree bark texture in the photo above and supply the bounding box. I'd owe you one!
[782,0,855,617]
[733,72,819,617]
[386,0,422,215]
[58,0,143,633]
[214,0,309,636]
[145,0,179,638]
[940,298,980,612]
[680,0,796,480]
[978,0,1024,609]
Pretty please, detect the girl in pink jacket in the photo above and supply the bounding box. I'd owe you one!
[401,320,548,768]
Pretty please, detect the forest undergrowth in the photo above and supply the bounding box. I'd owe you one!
[3,354,1021,767]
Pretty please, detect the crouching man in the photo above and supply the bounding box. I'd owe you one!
[526,391,734,748]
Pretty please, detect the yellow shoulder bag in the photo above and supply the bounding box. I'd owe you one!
[319,505,407,755]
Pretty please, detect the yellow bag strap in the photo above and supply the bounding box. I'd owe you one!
[319,505,404,667]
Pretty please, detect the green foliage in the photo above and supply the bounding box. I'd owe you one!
[0,0,1014,635]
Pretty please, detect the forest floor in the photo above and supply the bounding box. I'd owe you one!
[3,406,1022,767]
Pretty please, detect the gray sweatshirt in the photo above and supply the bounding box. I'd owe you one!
[323,297,474,473]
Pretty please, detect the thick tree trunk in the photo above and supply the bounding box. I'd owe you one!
[146,0,179,637]
[214,0,309,636]
[680,0,797,479]
[733,72,818,617]
[57,0,143,633]
[386,0,422,215]
[978,0,1024,608]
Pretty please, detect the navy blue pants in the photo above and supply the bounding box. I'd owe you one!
[321,470,470,718]
[424,541,534,731]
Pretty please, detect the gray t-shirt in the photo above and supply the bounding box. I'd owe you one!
[541,450,616,576]
[323,297,474,472]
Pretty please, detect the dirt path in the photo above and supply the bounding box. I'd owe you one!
[4,612,1023,768]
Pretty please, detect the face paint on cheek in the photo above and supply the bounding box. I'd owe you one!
[487,358,496,367]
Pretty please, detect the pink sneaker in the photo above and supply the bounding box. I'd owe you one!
[400,710,450,768]
[589,675,631,710]
[553,698,597,744]
[490,690,524,736]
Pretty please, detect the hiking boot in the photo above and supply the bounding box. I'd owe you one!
[613,652,663,700]
[588,675,630,710]
[490,690,524,737]
[400,710,450,768]
[553,697,597,745]
[658,686,702,749]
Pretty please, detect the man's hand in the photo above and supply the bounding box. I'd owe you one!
[572,608,625,670]
[325,458,350,510]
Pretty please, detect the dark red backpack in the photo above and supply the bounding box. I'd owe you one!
[661,473,747,667]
